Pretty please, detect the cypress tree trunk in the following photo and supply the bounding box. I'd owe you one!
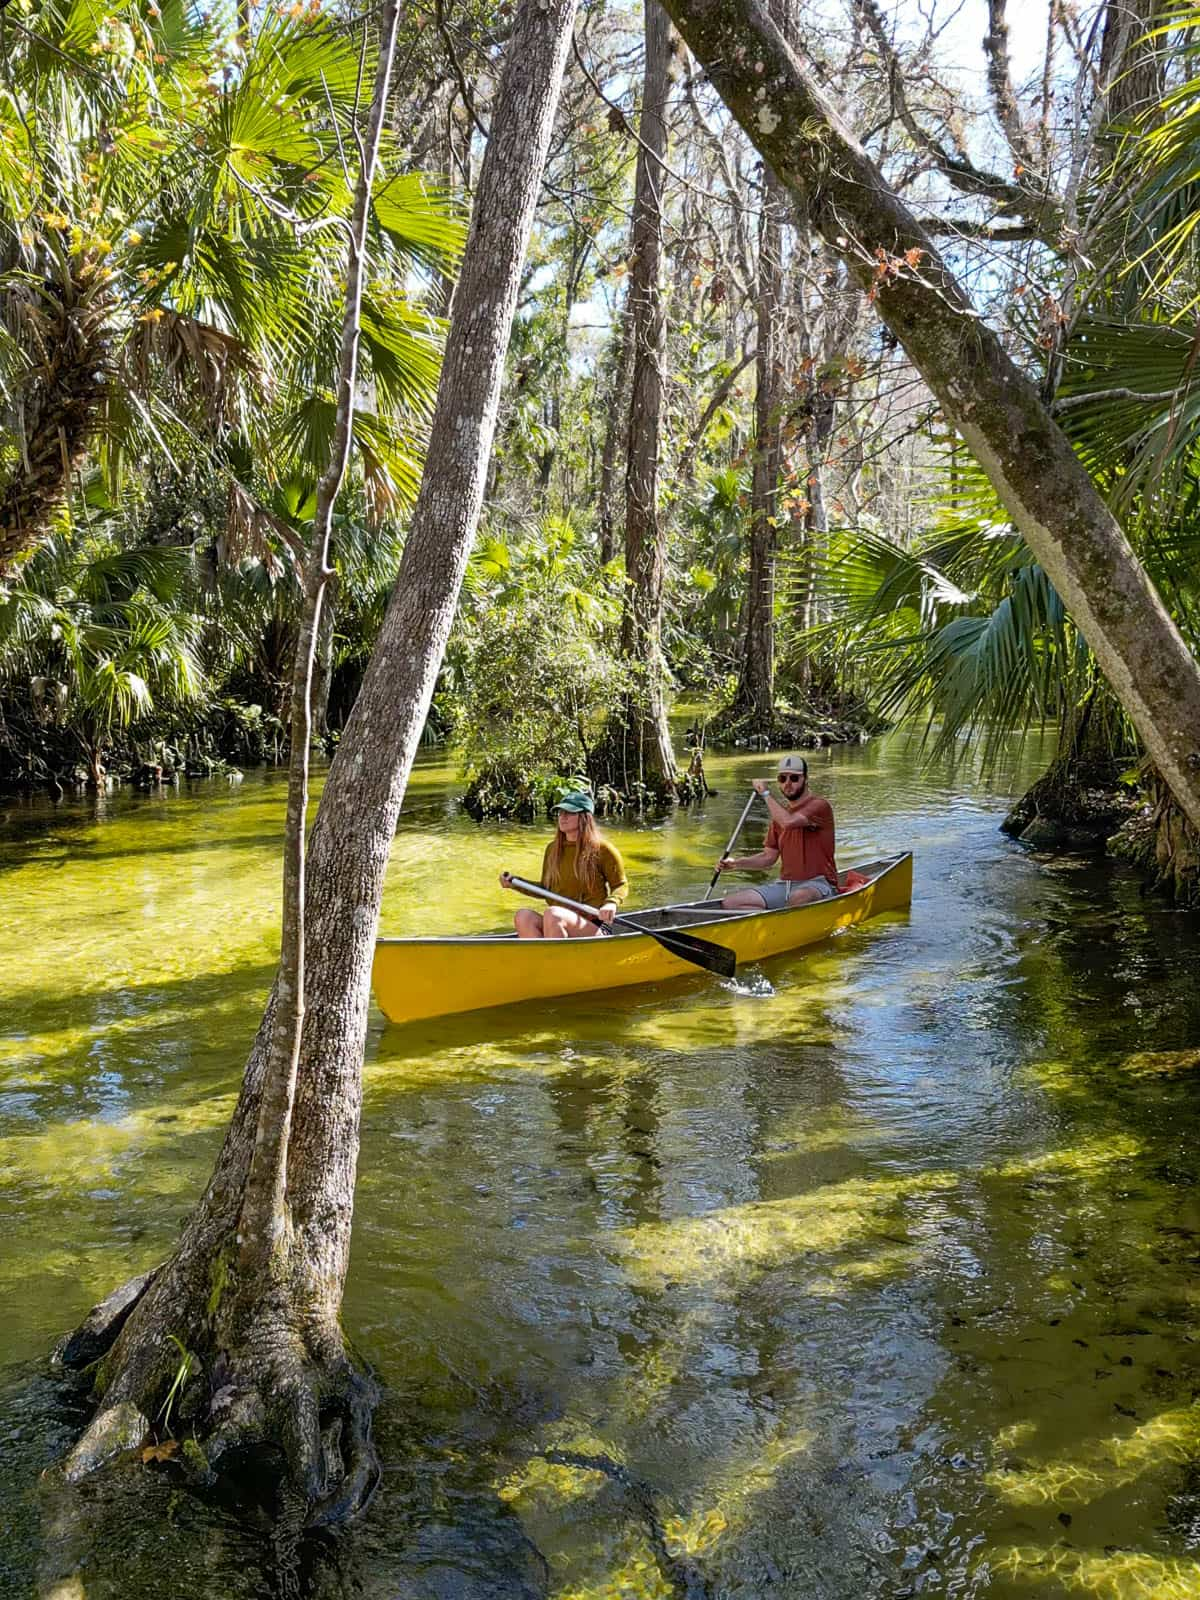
[598,289,633,567]
[600,0,679,796]
[57,0,581,1524]
[1001,684,1135,849]
[733,168,785,729]
[662,0,1200,836]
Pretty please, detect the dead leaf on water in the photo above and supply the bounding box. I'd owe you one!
[141,1439,180,1463]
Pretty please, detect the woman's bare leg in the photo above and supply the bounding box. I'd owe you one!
[514,907,544,938]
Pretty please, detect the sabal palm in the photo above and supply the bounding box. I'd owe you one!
[0,0,463,577]
[0,535,203,783]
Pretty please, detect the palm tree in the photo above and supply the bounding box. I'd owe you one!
[0,0,463,578]
[0,534,203,786]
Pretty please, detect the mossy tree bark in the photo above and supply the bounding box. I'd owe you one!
[663,0,1200,834]
[601,0,679,796]
[58,0,581,1524]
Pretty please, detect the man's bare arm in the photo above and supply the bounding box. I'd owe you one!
[718,846,781,872]
[760,792,825,832]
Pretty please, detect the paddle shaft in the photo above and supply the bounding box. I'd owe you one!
[705,789,765,899]
[507,875,627,933]
[505,875,736,979]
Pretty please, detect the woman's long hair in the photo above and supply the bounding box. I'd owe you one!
[545,810,604,896]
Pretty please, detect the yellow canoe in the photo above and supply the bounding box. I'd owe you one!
[371,852,912,1025]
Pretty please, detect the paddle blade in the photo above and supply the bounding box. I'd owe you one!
[649,926,736,979]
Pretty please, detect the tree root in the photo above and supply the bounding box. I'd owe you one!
[308,1367,382,1526]
[174,1353,381,1528]
[58,1292,381,1532]
[54,1268,158,1373]
[539,1449,709,1600]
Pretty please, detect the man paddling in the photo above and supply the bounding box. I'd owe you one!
[715,755,839,909]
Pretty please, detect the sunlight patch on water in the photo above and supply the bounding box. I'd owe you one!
[989,1131,1144,1182]
[617,1170,960,1288]
[987,1404,1200,1508]
[989,1544,1200,1597]
[0,1094,237,1193]
[1120,1048,1200,1080]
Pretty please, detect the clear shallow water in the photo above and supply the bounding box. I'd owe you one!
[4,733,1200,1598]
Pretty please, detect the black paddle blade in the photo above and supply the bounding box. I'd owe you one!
[648,925,736,979]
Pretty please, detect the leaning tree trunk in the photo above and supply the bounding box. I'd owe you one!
[662,0,1200,835]
[733,168,785,730]
[600,0,678,797]
[58,0,581,1525]
[0,248,112,578]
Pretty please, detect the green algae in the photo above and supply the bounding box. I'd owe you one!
[4,733,1200,1597]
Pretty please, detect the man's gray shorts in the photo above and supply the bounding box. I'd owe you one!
[753,877,837,910]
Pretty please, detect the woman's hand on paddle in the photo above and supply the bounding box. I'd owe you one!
[499,871,514,890]
[597,901,617,925]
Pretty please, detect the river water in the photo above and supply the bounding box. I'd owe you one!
[3,732,1200,1599]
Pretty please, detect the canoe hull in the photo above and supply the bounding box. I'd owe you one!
[376,851,908,1024]
[372,852,912,1025]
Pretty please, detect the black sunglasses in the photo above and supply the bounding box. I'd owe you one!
[778,773,804,784]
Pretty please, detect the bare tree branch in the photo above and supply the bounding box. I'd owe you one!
[1052,387,1185,414]
[983,0,1040,176]
[853,0,1062,236]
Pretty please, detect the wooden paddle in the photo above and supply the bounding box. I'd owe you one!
[506,875,736,980]
[704,788,765,900]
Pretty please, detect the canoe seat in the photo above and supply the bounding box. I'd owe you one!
[622,906,757,931]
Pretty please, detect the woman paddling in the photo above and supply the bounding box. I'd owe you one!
[500,791,629,937]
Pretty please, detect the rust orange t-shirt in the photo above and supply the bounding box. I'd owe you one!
[764,798,838,889]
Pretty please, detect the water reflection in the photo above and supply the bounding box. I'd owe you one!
[3,730,1200,1595]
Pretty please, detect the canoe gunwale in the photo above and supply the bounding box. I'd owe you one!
[376,852,911,948]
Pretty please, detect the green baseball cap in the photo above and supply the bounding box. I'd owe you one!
[552,790,595,814]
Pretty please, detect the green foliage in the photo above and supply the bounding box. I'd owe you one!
[667,466,748,687]
[157,1334,196,1436]
[789,462,1095,764]
[452,517,627,815]
[0,0,464,563]
[0,529,205,779]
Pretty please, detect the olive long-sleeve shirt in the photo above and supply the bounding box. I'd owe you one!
[541,838,629,908]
